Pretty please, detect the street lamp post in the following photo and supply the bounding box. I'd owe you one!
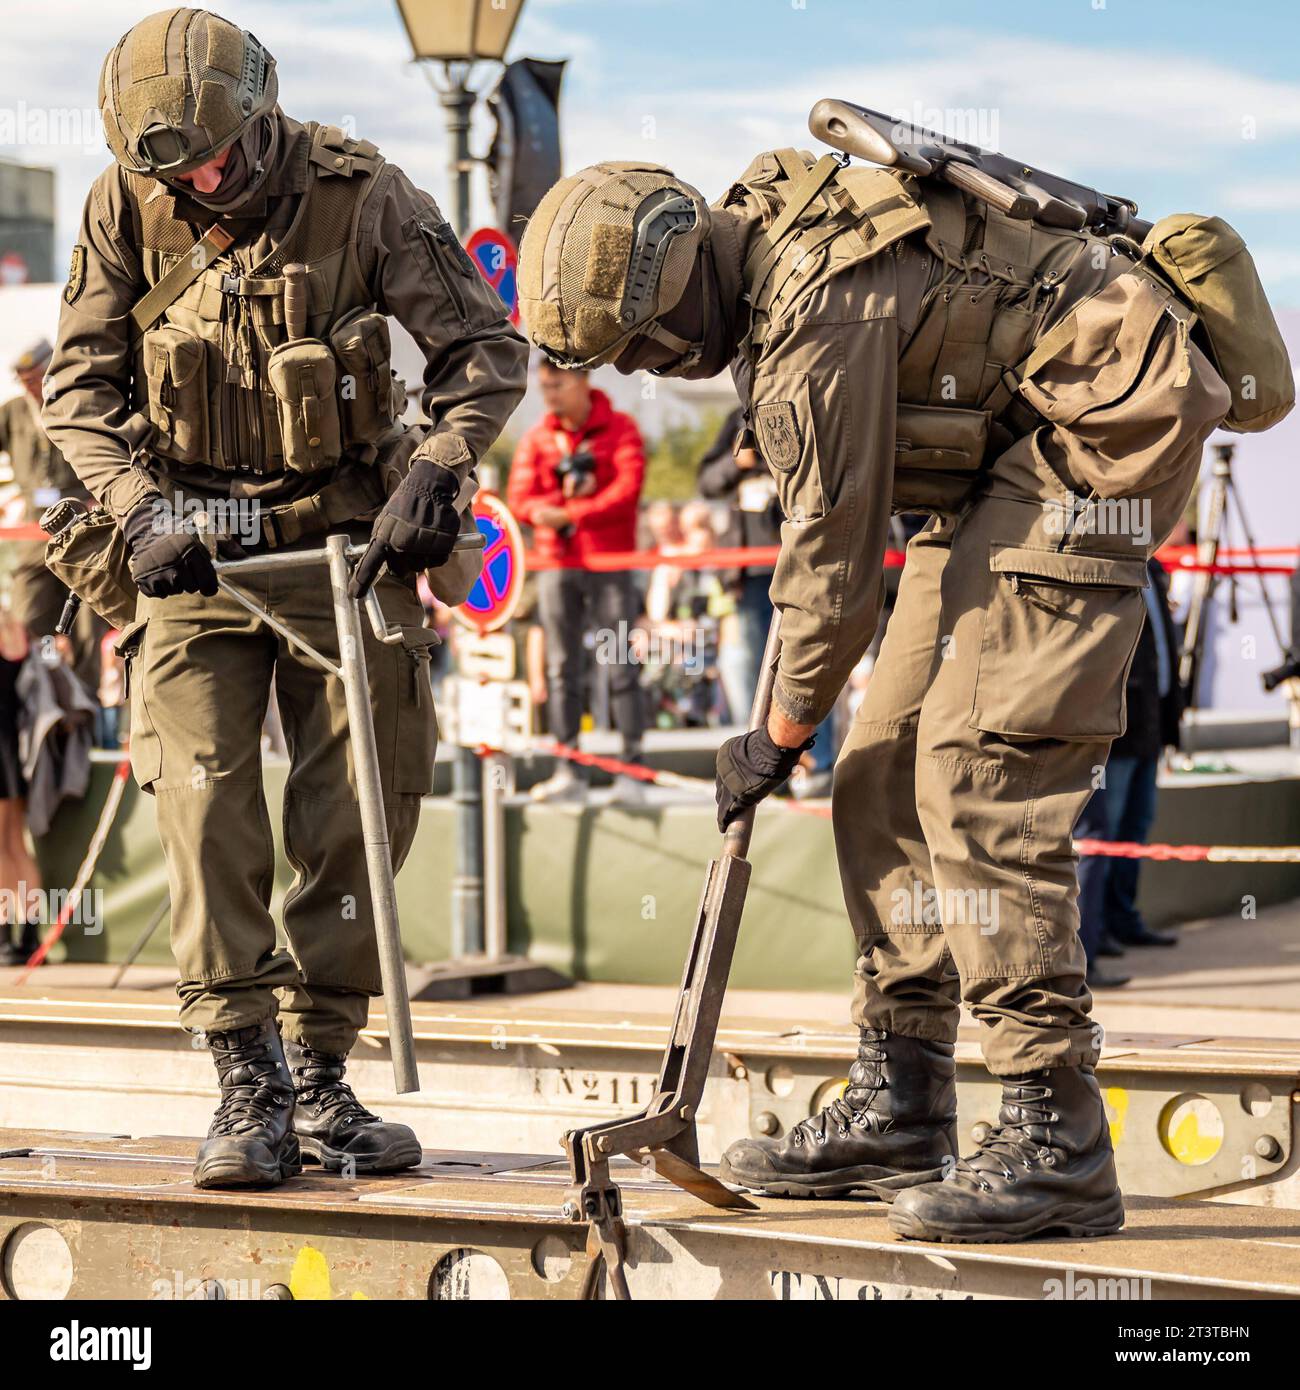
[395,0,527,238]
[394,0,527,960]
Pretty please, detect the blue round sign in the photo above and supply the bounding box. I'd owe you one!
[466,228,519,324]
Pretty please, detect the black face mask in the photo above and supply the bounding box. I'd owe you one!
[165,113,278,213]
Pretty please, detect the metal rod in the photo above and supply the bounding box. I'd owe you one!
[435,63,486,965]
[324,534,419,1093]
[452,746,485,957]
[482,750,509,961]
[212,531,482,579]
[109,894,171,989]
[215,577,342,677]
[723,609,783,862]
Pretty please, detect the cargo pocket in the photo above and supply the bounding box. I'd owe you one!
[393,627,440,795]
[142,326,209,464]
[267,340,343,472]
[892,403,991,515]
[115,618,163,791]
[971,545,1148,741]
[1017,271,1219,498]
[406,216,489,336]
[752,373,825,524]
[330,309,396,447]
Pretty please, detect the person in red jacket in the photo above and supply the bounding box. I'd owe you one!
[508,363,648,800]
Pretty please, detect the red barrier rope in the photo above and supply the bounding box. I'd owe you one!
[15,756,134,980]
[491,744,1300,862]
[0,522,1294,575]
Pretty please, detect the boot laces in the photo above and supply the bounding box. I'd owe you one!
[293,1053,378,1129]
[207,1033,288,1136]
[794,1034,887,1144]
[951,1078,1058,1185]
[210,1082,286,1136]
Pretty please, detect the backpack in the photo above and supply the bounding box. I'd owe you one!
[1140,214,1294,433]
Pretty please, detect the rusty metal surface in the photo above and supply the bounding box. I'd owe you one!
[3,1131,1300,1300]
[4,987,1300,1208]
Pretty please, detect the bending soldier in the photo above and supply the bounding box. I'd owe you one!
[43,8,527,1189]
[0,339,105,692]
[517,149,1232,1241]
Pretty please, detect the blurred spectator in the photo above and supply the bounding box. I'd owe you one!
[640,501,726,727]
[643,499,688,625]
[696,409,779,723]
[0,609,38,965]
[507,364,647,800]
[1076,557,1184,988]
[0,338,105,700]
[696,410,840,790]
[96,628,125,749]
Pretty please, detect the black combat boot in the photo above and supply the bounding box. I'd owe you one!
[719,1029,958,1198]
[0,921,40,966]
[193,1020,301,1190]
[889,1064,1124,1242]
[285,1040,422,1174]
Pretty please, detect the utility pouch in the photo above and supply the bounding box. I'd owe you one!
[329,308,396,447]
[267,339,342,473]
[892,403,991,515]
[142,326,210,465]
[41,502,140,630]
[1140,214,1294,433]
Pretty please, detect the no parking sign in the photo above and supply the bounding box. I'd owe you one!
[466,227,519,325]
[455,492,526,633]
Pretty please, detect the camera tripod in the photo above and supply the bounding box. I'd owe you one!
[1178,442,1300,753]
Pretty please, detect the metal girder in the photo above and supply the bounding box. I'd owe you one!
[4,1132,1300,1301]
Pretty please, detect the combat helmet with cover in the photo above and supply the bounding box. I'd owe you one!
[98,7,277,178]
[518,161,710,369]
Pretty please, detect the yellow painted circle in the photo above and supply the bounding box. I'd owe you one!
[1158,1093,1224,1166]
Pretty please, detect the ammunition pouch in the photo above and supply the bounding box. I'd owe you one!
[330,309,397,447]
[142,326,210,465]
[268,339,343,473]
[42,503,140,630]
[891,403,991,515]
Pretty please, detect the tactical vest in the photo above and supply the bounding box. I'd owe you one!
[730,149,1129,513]
[125,123,400,486]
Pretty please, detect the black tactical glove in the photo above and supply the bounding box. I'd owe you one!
[122,497,219,599]
[350,457,460,599]
[715,725,815,832]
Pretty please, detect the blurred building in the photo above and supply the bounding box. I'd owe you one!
[0,158,55,286]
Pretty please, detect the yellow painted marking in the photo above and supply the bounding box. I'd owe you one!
[1104,1086,1128,1149]
[289,1246,332,1301]
[1164,1110,1222,1165]
[1157,1094,1224,1166]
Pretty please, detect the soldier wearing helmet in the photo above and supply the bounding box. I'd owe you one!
[519,150,1230,1242]
[43,8,528,1190]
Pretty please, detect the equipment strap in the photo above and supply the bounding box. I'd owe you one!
[744,152,845,292]
[261,465,386,548]
[130,224,236,333]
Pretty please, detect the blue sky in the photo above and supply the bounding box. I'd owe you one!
[1,0,1297,302]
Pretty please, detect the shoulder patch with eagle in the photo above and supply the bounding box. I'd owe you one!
[63,245,87,305]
